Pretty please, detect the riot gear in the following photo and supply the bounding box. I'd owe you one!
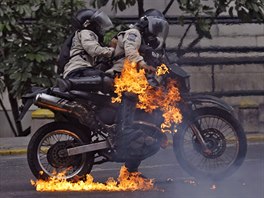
[136,9,169,49]
[72,9,113,38]
[62,9,114,78]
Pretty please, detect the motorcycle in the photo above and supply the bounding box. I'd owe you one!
[19,49,247,181]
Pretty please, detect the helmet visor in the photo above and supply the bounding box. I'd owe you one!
[147,16,169,43]
[92,10,113,32]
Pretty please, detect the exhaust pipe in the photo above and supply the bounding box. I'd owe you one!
[35,93,83,115]
[35,93,96,128]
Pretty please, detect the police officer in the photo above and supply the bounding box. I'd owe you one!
[106,9,169,76]
[108,9,169,176]
[63,9,115,78]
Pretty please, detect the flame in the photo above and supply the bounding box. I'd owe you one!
[31,166,155,192]
[184,179,197,186]
[112,59,182,132]
[210,184,217,190]
[112,60,149,104]
[156,64,169,76]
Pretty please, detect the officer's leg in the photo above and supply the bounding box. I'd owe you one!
[117,93,163,176]
[115,93,141,166]
[125,159,141,173]
[116,93,137,134]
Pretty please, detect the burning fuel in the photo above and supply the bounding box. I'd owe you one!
[184,179,198,186]
[156,63,169,76]
[112,59,182,132]
[31,166,156,192]
[210,184,217,190]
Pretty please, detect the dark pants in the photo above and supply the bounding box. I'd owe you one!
[119,93,142,172]
[66,67,103,79]
[115,93,140,172]
[116,93,160,172]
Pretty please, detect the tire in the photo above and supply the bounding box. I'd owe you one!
[173,107,247,180]
[27,122,94,180]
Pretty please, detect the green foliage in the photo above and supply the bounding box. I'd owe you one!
[177,0,264,40]
[90,0,136,12]
[235,0,264,22]
[0,66,4,95]
[0,78,5,96]
[0,0,85,97]
[103,24,129,45]
[195,18,212,39]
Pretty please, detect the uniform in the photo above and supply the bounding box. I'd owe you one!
[105,28,147,75]
[63,29,114,78]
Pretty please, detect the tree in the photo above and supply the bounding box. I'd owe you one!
[91,0,145,16]
[176,0,264,55]
[0,0,85,136]
[90,0,264,56]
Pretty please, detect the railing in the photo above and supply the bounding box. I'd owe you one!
[165,46,264,97]
[191,90,264,98]
[113,16,261,25]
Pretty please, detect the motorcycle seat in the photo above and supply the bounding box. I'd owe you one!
[57,78,71,92]
[57,75,114,94]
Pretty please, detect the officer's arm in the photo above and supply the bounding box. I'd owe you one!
[123,30,146,65]
[124,30,155,73]
[80,30,114,58]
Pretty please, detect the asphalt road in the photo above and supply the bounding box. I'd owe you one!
[0,142,263,198]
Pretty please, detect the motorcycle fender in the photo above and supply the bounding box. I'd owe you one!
[189,94,234,114]
[18,87,48,121]
[17,99,34,121]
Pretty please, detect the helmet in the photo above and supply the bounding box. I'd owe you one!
[141,9,165,19]
[137,9,169,49]
[72,9,113,36]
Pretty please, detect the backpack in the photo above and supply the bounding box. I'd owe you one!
[57,32,76,75]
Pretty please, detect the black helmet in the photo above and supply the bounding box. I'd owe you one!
[137,9,169,49]
[72,9,113,36]
[140,9,165,19]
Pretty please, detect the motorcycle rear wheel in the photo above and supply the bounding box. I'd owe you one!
[27,122,94,180]
[173,107,247,180]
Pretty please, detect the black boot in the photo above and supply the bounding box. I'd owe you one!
[125,160,148,179]
[125,159,141,173]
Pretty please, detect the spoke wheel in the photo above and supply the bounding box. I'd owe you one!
[193,128,226,159]
[28,122,94,180]
[173,107,247,180]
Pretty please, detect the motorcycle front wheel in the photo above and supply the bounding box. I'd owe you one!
[27,122,94,180]
[173,107,247,180]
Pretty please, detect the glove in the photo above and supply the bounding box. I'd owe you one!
[138,61,156,74]
[109,37,118,49]
[142,65,156,74]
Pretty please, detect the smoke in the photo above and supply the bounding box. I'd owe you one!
[134,142,264,198]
